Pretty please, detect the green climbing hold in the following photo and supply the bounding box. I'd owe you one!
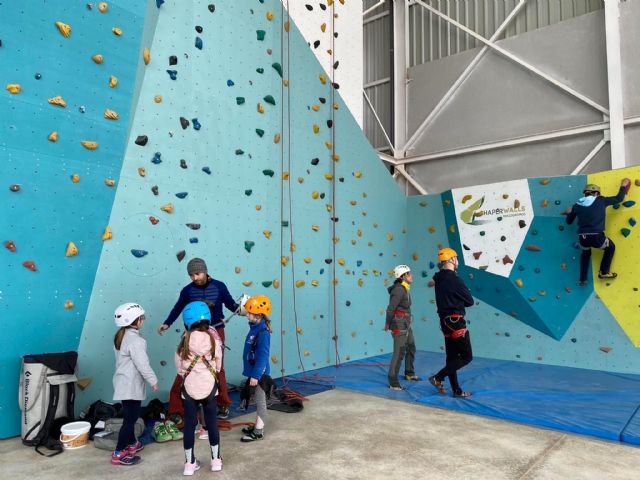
[621,228,631,237]
[236,97,245,105]
[272,62,283,77]
[263,95,275,105]
[261,281,273,288]
[421,271,428,278]
[245,189,252,196]
[256,67,264,74]
[255,129,264,137]
[235,149,244,155]
[257,30,265,41]
[244,241,255,252]
[263,169,274,177]
[281,220,289,227]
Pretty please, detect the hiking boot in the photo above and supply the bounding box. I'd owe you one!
[241,429,264,442]
[111,450,141,466]
[404,375,421,381]
[241,425,255,435]
[598,271,617,279]
[165,420,183,440]
[211,458,223,472]
[197,427,208,440]
[125,440,144,455]
[217,406,229,419]
[153,421,172,443]
[183,460,201,476]
[388,385,404,391]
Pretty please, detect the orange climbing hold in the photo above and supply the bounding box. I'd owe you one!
[143,48,150,65]
[104,179,116,187]
[48,96,67,107]
[98,2,108,13]
[104,109,119,120]
[161,203,174,214]
[101,226,112,241]
[109,76,118,88]
[80,141,98,150]
[55,21,71,38]
[71,173,80,183]
[112,27,123,36]
[64,300,75,309]
[48,132,58,142]
[23,260,37,272]
[66,242,79,257]
[6,84,21,94]
[92,54,104,64]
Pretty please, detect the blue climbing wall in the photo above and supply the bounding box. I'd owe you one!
[0,1,157,438]
[74,1,407,415]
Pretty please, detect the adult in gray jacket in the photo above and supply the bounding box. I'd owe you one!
[385,265,419,390]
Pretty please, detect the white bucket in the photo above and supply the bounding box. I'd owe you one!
[60,421,91,450]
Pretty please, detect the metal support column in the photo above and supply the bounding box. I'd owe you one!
[392,0,408,156]
[604,0,626,169]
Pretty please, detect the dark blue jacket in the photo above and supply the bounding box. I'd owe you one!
[566,187,625,234]
[164,277,239,329]
[433,269,474,319]
[242,319,271,380]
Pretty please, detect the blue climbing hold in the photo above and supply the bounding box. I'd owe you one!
[131,249,148,258]
[151,152,162,164]
[202,166,211,175]
[429,261,435,269]
[356,260,362,267]
[192,118,201,130]
[518,265,525,271]
[175,192,188,199]
[320,268,325,275]
[189,237,199,244]
[630,217,637,227]
[167,70,177,80]
[227,79,234,86]
[195,37,203,50]
[623,200,636,208]
[156,0,164,7]
[35,73,42,80]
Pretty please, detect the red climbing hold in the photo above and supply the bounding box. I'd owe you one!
[526,244,541,252]
[149,216,159,225]
[22,260,37,271]
[4,240,16,252]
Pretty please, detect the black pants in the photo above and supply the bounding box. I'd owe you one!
[435,332,473,394]
[578,233,615,282]
[115,399,141,451]
[182,388,219,455]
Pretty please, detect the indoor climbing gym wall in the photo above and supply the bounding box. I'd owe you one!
[0,1,158,438]
[73,0,407,418]
[408,168,640,375]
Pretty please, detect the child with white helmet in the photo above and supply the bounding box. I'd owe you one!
[385,265,419,390]
[111,303,159,466]
[175,301,223,474]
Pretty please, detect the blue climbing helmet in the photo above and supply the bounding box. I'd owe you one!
[182,301,211,329]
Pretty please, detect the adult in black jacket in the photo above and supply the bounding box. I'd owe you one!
[430,248,474,398]
[566,178,630,285]
[385,264,419,390]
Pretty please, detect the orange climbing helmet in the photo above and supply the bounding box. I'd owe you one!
[245,295,272,316]
[438,247,458,263]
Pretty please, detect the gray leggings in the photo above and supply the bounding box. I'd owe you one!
[255,384,267,429]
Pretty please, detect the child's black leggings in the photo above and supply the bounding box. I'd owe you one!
[115,399,141,451]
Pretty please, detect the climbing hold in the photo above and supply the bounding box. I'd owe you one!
[622,200,636,208]
[526,244,541,252]
[311,224,319,232]
[319,73,327,85]
[256,68,264,74]
[92,54,103,64]
[263,169,274,177]
[311,280,319,287]
[22,260,37,272]
[621,228,631,238]
[540,199,549,208]
[539,178,551,185]
[256,30,266,41]
[208,4,215,12]
[324,173,333,180]
[65,242,79,257]
[273,133,281,144]
[101,226,112,241]
[257,102,264,113]
[112,27,123,36]
[266,11,274,20]
[185,223,201,230]
[518,220,526,228]
[104,179,116,187]
[149,216,159,225]
[176,250,186,262]
[64,300,75,310]
[78,105,86,114]
[281,256,289,266]
[71,173,80,183]
[175,192,188,199]
[202,166,211,175]
[80,141,98,150]
[515,279,523,288]
[169,55,178,65]
[48,96,67,107]
[180,159,188,169]
[244,241,255,252]
[314,40,320,49]
[235,149,244,155]
[104,109,119,120]
[131,249,148,258]
[472,252,482,260]
[282,172,289,180]
[109,76,118,88]
[137,167,146,177]
[167,70,177,80]
[227,79,234,87]
[135,135,148,146]
[156,0,164,7]
[55,21,72,38]
[295,280,306,288]
[151,185,159,195]
[48,132,58,142]
[599,346,612,353]
[151,152,162,164]
[630,217,637,227]
[461,194,472,204]
[387,232,393,241]
[192,118,201,130]
[255,205,262,211]
[195,37,203,50]
[4,240,16,252]
[312,124,320,134]
[98,2,108,13]
[303,257,312,264]
[180,117,190,129]
[195,26,203,33]
[161,203,174,213]
[263,230,271,239]
[502,255,513,265]
[143,48,150,65]
[6,84,21,94]
[236,97,245,105]
[354,171,363,178]
[263,95,276,105]
[311,191,319,199]
[449,224,456,234]
[272,62,283,78]
[255,128,264,137]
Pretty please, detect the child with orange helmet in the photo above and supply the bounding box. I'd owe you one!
[240,295,272,442]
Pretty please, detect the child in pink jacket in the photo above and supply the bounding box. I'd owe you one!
[175,301,223,475]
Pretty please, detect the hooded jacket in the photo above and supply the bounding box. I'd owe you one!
[433,269,474,319]
[385,281,412,331]
[566,187,625,234]
[242,319,271,380]
[175,329,222,400]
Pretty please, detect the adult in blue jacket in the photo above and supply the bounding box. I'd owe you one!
[158,258,239,419]
[566,179,630,285]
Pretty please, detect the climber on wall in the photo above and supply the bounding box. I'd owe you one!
[158,258,240,422]
[566,178,631,286]
[429,248,475,398]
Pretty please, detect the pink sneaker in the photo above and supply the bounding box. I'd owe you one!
[211,458,222,472]
[111,450,140,466]
[183,460,201,476]
[125,441,144,455]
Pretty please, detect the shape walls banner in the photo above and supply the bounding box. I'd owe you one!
[452,179,533,277]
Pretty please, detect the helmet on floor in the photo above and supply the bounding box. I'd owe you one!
[182,301,211,329]
[583,184,600,194]
[114,303,145,327]
[438,247,458,263]
[245,295,272,316]
[393,265,411,279]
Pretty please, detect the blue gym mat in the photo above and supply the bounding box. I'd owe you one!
[287,351,640,445]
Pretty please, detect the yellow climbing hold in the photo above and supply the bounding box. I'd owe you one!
[354,171,363,178]
[154,95,162,103]
[319,73,327,85]
[311,280,319,287]
[324,173,334,180]
[65,242,79,257]
[48,96,67,107]
[303,257,312,264]
[101,226,112,241]
[303,350,310,357]
[290,242,296,252]
[283,79,289,87]
[387,233,394,241]
[112,27,123,36]
[350,200,357,206]
[6,84,21,94]
[296,327,303,334]
[313,124,320,134]
[273,279,280,289]
[320,23,326,32]
[92,54,103,64]
[104,109,119,120]
[295,280,306,288]
[332,154,340,161]
[55,21,71,38]
[80,141,98,150]
[311,105,320,112]
[428,226,436,233]
[449,224,456,234]
[271,355,278,364]
[98,2,108,13]
[48,132,58,142]
[109,76,118,88]
[311,224,319,232]
[71,173,80,183]
[255,204,262,211]
[104,179,116,187]
[243,281,253,287]
[64,300,75,309]
[325,141,333,149]
[358,279,364,287]
[266,11,274,20]
[263,229,271,239]
[515,278,524,288]
[281,256,289,266]
[274,133,281,144]
[138,167,146,177]
[338,258,345,266]
[284,21,290,32]
[143,47,150,65]
[235,266,241,273]
[282,172,289,180]
[257,102,264,113]
[311,191,319,199]
[357,229,362,237]
[161,203,174,214]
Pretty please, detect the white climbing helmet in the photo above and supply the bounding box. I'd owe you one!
[393,264,411,279]
[114,303,145,327]
[238,293,251,316]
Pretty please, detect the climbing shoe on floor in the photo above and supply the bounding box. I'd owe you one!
[165,420,183,440]
[111,450,141,466]
[598,271,617,279]
[153,421,172,443]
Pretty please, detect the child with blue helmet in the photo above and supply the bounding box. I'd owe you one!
[175,301,223,474]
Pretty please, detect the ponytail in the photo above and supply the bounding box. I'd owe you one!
[264,316,272,333]
[114,317,142,350]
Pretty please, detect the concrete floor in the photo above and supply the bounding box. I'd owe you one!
[2,389,638,480]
